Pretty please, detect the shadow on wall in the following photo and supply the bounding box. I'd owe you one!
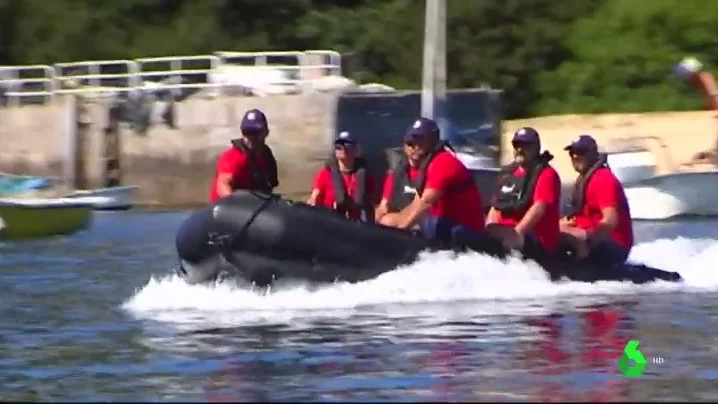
[334,88,503,182]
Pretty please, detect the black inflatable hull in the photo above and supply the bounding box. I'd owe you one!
[175,191,682,287]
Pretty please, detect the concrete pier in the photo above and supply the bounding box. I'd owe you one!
[1,91,715,207]
[0,93,335,206]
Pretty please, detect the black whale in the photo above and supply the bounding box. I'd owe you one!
[174,190,682,287]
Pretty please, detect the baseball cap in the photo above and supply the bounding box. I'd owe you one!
[512,127,540,144]
[334,131,357,145]
[564,134,598,153]
[404,117,440,142]
[240,109,268,131]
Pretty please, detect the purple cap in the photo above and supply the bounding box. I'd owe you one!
[564,134,598,152]
[334,131,357,145]
[404,117,440,141]
[512,127,540,144]
[240,109,268,131]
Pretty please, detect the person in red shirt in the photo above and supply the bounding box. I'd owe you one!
[485,127,561,258]
[208,109,279,202]
[376,117,487,246]
[561,135,634,265]
[307,131,376,221]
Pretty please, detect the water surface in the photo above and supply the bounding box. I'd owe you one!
[1,211,717,401]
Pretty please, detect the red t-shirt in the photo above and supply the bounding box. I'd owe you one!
[496,166,561,252]
[208,146,268,202]
[311,165,376,220]
[572,167,633,249]
[382,150,485,233]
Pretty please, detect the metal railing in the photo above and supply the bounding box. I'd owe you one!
[0,64,56,107]
[0,50,343,105]
[135,55,222,98]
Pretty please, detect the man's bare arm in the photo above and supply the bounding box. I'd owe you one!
[216,173,234,198]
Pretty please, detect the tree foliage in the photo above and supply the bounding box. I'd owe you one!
[535,0,718,115]
[0,0,715,118]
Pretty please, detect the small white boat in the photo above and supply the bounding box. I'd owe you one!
[63,185,138,211]
[607,147,718,220]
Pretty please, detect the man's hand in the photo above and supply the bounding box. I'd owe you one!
[562,225,587,241]
[561,233,589,260]
[486,207,501,225]
[503,230,525,250]
[486,223,524,250]
[374,200,389,222]
[306,189,320,206]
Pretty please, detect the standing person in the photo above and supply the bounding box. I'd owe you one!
[485,127,561,258]
[307,131,376,221]
[208,109,279,202]
[560,135,634,264]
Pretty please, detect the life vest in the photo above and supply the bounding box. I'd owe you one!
[491,151,554,215]
[387,142,473,211]
[327,157,372,220]
[565,153,609,218]
[231,139,279,194]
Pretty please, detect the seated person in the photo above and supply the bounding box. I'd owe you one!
[485,127,561,258]
[208,109,278,202]
[307,131,375,221]
[560,135,634,265]
[375,118,491,251]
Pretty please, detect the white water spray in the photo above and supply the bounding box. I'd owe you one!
[122,237,718,328]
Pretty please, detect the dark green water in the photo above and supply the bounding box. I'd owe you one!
[1,211,717,401]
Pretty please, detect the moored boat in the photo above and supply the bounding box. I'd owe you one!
[63,185,138,211]
[0,197,93,240]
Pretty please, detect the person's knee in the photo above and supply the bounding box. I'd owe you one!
[485,223,513,242]
[590,241,630,265]
[520,234,550,259]
[418,215,442,239]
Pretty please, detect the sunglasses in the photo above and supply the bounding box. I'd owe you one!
[568,149,590,158]
[242,129,265,137]
[404,136,426,148]
[334,142,355,150]
[512,141,537,149]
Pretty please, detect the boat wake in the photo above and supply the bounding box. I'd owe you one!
[122,236,718,328]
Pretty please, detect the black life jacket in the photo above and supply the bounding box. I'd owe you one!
[565,153,609,218]
[387,142,474,212]
[326,157,372,221]
[491,151,554,215]
[231,139,279,194]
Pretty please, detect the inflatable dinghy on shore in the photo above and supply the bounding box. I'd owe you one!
[174,191,682,287]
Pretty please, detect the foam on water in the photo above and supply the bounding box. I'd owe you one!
[122,237,718,327]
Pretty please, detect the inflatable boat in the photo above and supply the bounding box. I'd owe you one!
[174,191,682,287]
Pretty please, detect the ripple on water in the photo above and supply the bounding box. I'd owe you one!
[2,213,718,400]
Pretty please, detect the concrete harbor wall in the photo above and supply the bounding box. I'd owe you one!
[0,89,501,207]
[0,94,337,206]
[1,90,716,207]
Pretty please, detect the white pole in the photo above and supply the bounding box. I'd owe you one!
[63,94,76,189]
[421,0,448,137]
[421,0,437,119]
